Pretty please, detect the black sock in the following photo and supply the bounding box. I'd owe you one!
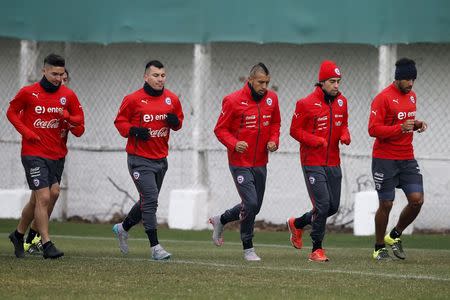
[26,228,38,244]
[243,240,253,250]
[390,227,402,239]
[14,230,24,241]
[220,214,228,225]
[122,217,134,232]
[375,243,385,251]
[312,240,322,252]
[294,214,309,229]
[146,229,159,247]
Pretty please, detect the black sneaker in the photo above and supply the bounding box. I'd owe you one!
[43,241,64,259]
[9,232,25,258]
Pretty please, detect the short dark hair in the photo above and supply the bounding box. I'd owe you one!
[145,60,164,72]
[44,53,65,67]
[250,62,269,77]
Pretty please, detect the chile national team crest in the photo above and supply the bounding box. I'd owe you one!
[410,96,415,103]
[266,98,272,106]
[309,176,315,185]
[165,97,172,105]
[334,68,341,76]
[133,171,140,180]
[237,175,244,184]
[33,179,40,187]
[337,99,343,107]
[60,97,67,105]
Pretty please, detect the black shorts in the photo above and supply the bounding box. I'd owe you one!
[55,158,66,184]
[21,156,65,190]
[372,158,423,201]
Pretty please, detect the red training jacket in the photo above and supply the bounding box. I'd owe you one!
[290,86,350,166]
[7,82,85,160]
[368,83,417,160]
[214,83,281,167]
[114,88,184,160]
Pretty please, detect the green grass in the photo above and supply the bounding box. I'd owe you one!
[0,219,449,299]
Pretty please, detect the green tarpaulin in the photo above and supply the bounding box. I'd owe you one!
[0,0,449,45]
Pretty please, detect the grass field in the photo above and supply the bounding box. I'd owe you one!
[0,219,449,299]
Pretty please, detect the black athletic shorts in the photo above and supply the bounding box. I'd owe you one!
[21,156,64,190]
[372,158,423,201]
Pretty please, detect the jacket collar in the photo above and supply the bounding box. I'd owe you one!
[313,86,341,104]
[242,81,267,102]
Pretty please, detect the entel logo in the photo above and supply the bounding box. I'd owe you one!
[143,114,167,122]
[34,106,63,114]
[35,106,45,114]
[398,111,416,120]
[397,112,407,120]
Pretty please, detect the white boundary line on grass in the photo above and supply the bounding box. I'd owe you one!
[45,234,450,253]
[1,233,449,282]
[1,232,450,253]
[5,253,447,282]
[171,259,450,282]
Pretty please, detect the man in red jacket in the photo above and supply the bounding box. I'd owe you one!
[113,60,184,260]
[209,63,281,261]
[287,60,351,262]
[22,68,84,255]
[7,54,84,259]
[369,58,427,261]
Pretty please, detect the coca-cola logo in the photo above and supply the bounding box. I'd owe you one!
[33,118,60,129]
[149,127,169,138]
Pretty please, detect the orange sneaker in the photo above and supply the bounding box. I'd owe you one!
[308,249,329,262]
[286,217,303,249]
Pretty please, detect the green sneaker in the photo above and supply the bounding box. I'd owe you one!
[27,244,41,255]
[384,234,406,260]
[24,235,43,255]
[31,235,44,252]
[24,242,32,252]
[372,248,391,261]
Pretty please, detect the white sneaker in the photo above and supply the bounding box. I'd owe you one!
[244,248,261,261]
[209,215,224,246]
[151,244,171,260]
[112,223,129,254]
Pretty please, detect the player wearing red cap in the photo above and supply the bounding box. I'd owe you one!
[369,58,427,261]
[287,60,350,262]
